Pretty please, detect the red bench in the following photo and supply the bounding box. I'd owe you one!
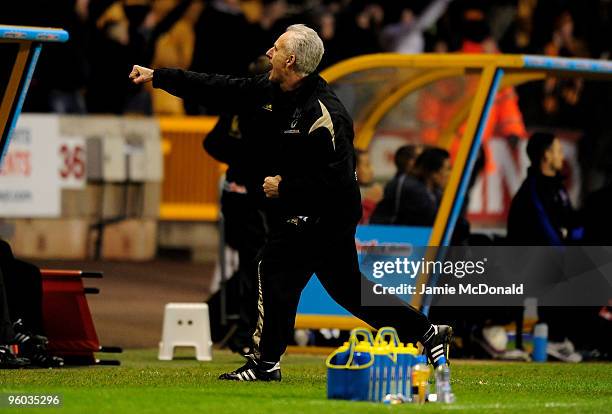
[41,269,121,365]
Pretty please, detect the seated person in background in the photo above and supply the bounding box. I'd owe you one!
[355,149,383,224]
[395,144,422,176]
[371,147,450,226]
[507,132,584,362]
[368,144,420,224]
[0,239,64,368]
[507,132,579,245]
[0,268,30,368]
[202,55,271,354]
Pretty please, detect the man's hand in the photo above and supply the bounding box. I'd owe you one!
[263,175,282,198]
[129,65,154,84]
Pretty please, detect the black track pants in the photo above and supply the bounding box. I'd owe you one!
[221,191,266,348]
[252,220,431,362]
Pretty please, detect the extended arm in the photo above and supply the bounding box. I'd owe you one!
[129,65,268,112]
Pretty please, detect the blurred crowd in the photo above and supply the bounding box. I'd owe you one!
[2,0,612,116]
[2,0,611,365]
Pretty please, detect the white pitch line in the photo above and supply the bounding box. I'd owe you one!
[439,402,579,411]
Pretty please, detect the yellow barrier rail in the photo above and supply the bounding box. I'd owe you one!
[158,116,223,221]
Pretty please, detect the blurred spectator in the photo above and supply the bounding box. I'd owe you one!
[0,268,30,369]
[417,18,527,185]
[371,147,449,226]
[458,10,527,171]
[541,11,587,121]
[0,240,64,368]
[184,0,260,114]
[45,0,90,113]
[335,1,384,60]
[395,143,423,176]
[0,241,45,339]
[86,1,133,113]
[257,0,290,46]
[2,0,609,117]
[316,11,342,69]
[417,76,466,147]
[381,0,453,54]
[1,0,90,113]
[355,149,383,224]
[498,0,539,54]
[418,8,527,155]
[586,0,612,59]
[369,144,422,226]
[145,0,204,115]
[507,132,580,245]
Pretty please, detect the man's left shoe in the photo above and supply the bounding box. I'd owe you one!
[218,355,281,381]
[424,325,453,367]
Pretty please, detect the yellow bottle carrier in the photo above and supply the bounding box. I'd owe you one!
[326,327,419,401]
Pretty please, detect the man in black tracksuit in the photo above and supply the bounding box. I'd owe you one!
[507,132,578,245]
[130,24,452,381]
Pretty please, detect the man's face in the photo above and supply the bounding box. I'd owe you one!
[546,138,565,172]
[432,158,451,189]
[356,153,374,185]
[266,32,292,84]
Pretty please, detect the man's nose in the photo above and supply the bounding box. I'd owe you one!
[266,48,273,59]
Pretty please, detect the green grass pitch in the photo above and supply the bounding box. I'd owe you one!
[1,349,611,413]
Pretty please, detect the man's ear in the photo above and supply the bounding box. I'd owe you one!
[286,54,296,67]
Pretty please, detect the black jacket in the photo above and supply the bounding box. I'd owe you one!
[203,114,249,187]
[153,69,362,227]
[507,167,576,245]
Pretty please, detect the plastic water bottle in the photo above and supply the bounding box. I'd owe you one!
[351,341,373,401]
[373,327,400,401]
[326,342,351,399]
[435,363,455,403]
[353,341,372,365]
[373,341,393,401]
[396,343,418,399]
[411,355,431,404]
[532,323,548,362]
[332,342,351,364]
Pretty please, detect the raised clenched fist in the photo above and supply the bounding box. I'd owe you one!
[129,65,154,84]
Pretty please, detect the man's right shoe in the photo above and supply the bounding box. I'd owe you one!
[218,354,281,381]
[424,325,453,367]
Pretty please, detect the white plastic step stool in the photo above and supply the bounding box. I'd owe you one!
[158,303,212,361]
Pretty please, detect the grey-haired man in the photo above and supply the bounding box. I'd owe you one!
[130,24,451,381]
